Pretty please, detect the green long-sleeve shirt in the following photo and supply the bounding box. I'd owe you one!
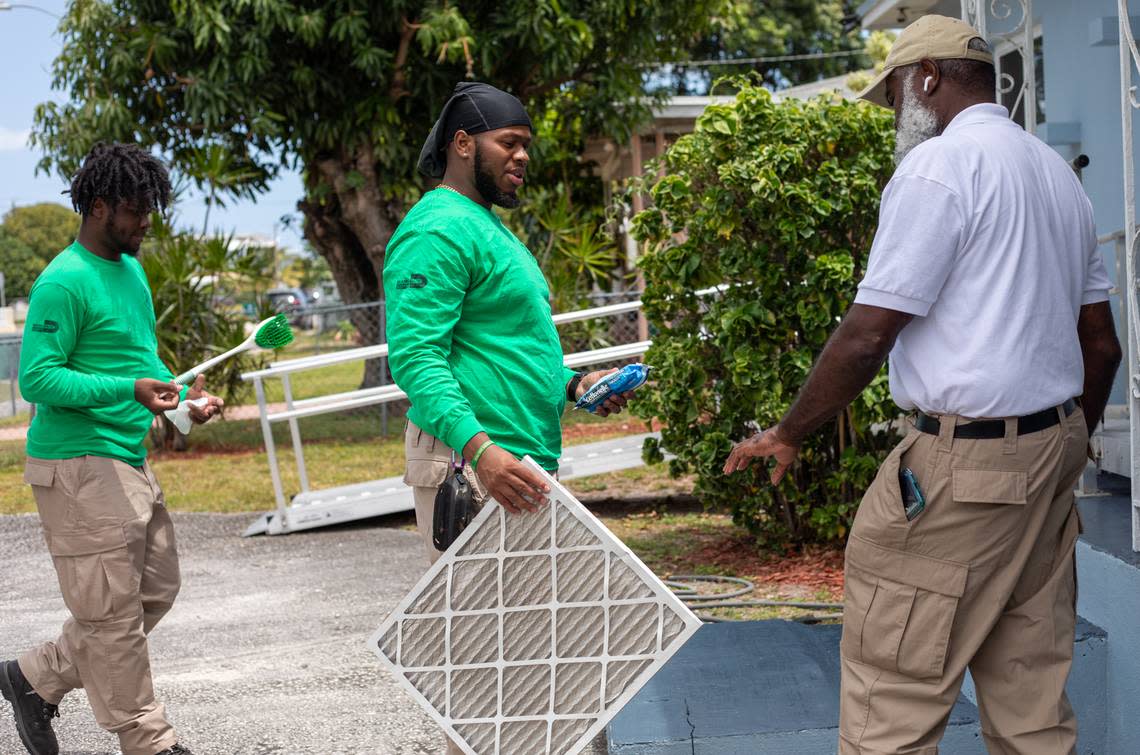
[384,189,574,471]
[20,241,179,465]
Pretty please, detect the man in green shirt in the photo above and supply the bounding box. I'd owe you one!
[1,143,220,755]
[386,84,631,752]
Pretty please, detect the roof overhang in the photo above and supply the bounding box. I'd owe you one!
[857,0,957,30]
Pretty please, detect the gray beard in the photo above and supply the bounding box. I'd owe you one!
[894,73,940,164]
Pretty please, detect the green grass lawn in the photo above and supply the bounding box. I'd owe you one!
[0,412,30,429]
[0,408,650,515]
[257,356,366,404]
[0,381,27,425]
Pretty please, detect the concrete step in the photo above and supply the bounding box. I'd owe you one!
[608,618,1107,754]
[1075,488,1140,753]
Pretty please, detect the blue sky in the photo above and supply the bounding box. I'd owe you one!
[0,1,306,250]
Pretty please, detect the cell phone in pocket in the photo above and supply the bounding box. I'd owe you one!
[899,467,926,521]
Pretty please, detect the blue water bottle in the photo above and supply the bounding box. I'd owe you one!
[574,364,652,413]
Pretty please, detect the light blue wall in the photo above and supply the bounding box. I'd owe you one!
[1037,0,1139,404]
[1075,540,1140,753]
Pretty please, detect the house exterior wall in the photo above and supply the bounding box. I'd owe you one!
[1036,0,1139,405]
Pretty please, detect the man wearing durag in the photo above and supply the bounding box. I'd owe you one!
[385,81,635,753]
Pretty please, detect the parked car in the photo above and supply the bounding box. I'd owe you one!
[267,287,313,328]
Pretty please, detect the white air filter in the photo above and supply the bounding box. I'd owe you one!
[369,456,701,755]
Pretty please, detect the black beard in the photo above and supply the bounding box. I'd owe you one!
[103,215,138,257]
[473,144,521,209]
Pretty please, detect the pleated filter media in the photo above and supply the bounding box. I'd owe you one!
[369,457,702,755]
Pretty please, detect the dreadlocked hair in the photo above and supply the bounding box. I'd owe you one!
[68,142,172,218]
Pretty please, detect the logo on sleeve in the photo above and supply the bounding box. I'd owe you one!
[396,273,428,290]
[31,320,59,334]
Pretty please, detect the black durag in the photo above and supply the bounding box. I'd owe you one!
[417,82,533,178]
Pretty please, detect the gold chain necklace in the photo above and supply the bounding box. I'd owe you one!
[437,183,464,195]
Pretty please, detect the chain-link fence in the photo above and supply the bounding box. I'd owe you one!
[282,292,647,369]
[279,300,386,356]
[0,335,28,419]
[286,293,647,353]
[555,290,647,372]
[268,299,399,432]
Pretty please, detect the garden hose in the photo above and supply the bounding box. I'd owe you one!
[667,574,843,623]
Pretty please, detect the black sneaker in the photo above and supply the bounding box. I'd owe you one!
[0,660,59,755]
[154,745,194,755]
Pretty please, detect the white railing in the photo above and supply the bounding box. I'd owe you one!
[961,0,1037,135]
[241,298,657,527]
[1119,0,1140,551]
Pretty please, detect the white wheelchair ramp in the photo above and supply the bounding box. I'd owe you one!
[243,432,661,537]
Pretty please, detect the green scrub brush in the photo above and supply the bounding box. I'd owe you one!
[163,314,294,434]
[172,313,294,386]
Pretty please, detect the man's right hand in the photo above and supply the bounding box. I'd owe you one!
[134,378,181,414]
[472,443,551,514]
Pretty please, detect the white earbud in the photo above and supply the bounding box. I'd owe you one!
[923,76,933,94]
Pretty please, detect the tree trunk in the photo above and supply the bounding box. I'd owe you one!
[299,143,402,389]
[148,416,187,451]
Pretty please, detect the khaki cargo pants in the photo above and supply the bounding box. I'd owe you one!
[404,420,490,754]
[20,456,180,755]
[839,406,1087,755]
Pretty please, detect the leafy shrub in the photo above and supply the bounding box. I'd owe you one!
[630,82,897,546]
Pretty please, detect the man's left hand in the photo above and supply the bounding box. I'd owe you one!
[185,375,225,424]
[723,424,800,484]
[576,368,633,417]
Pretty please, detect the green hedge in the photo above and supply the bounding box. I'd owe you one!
[631,82,898,546]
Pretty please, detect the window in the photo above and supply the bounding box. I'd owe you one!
[996,30,1045,128]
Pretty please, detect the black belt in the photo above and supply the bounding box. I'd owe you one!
[915,398,1077,440]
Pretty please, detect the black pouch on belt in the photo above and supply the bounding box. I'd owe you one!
[432,453,476,551]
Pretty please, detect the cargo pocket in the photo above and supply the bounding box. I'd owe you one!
[841,535,968,680]
[947,466,1028,560]
[404,421,450,489]
[404,458,449,488]
[23,460,55,488]
[46,524,133,623]
[24,459,77,531]
[951,468,1026,505]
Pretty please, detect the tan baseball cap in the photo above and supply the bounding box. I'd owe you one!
[858,14,994,109]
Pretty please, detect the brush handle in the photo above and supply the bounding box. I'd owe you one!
[173,339,254,385]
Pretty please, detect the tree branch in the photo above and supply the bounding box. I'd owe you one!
[389,16,418,102]
[521,64,590,98]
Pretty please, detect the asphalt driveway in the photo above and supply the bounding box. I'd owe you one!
[0,511,606,754]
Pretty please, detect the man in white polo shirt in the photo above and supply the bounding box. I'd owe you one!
[724,15,1122,754]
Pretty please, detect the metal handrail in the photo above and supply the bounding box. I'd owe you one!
[241,284,730,383]
[241,297,646,381]
[242,344,389,380]
[243,294,659,530]
[262,341,654,424]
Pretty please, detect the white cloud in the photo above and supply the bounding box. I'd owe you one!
[0,127,31,151]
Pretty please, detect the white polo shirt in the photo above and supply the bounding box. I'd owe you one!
[855,103,1112,418]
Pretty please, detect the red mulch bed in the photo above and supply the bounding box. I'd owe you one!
[561,417,662,444]
[690,532,846,597]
